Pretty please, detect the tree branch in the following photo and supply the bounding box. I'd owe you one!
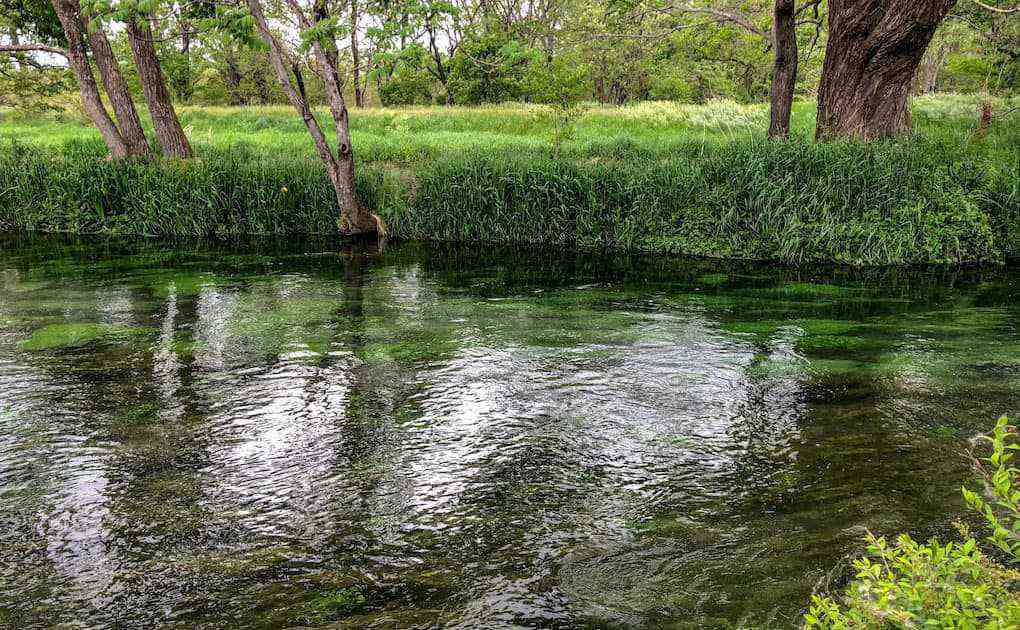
[972,0,1020,13]
[0,43,68,57]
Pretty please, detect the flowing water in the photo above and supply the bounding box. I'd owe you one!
[0,234,1017,629]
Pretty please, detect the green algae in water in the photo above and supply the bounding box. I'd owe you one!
[301,588,368,623]
[721,321,781,336]
[1,235,1019,629]
[20,323,157,350]
[696,273,729,287]
[795,335,867,352]
[778,282,857,298]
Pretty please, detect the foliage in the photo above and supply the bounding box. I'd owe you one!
[380,70,434,106]
[3,0,1017,112]
[1,97,1016,265]
[805,416,1020,628]
[447,30,536,105]
[963,417,1020,560]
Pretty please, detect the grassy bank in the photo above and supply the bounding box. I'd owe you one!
[1,96,1017,265]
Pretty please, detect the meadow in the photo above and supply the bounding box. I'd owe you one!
[1,95,1017,265]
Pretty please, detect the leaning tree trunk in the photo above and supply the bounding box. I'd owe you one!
[125,16,192,157]
[247,0,378,235]
[768,0,798,139]
[816,0,957,140]
[306,30,378,233]
[50,0,129,158]
[83,13,151,157]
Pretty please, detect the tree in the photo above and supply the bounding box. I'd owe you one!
[122,10,193,157]
[815,0,959,140]
[49,0,131,156]
[767,0,797,138]
[245,0,382,235]
[82,6,151,156]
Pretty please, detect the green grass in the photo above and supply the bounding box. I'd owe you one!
[1,95,1017,265]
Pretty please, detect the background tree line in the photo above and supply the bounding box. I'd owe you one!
[2,0,1017,111]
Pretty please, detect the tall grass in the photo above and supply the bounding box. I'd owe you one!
[0,96,1016,265]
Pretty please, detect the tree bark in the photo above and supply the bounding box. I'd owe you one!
[351,0,364,108]
[768,0,797,139]
[125,16,192,157]
[49,0,129,158]
[246,0,378,235]
[83,12,151,157]
[816,0,957,140]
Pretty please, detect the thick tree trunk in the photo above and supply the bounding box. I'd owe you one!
[351,0,364,108]
[50,0,129,158]
[125,17,192,158]
[768,0,797,139]
[83,13,151,157]
[816,0,957,140]
[247,0,377,235]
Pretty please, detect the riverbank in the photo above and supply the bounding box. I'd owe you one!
[1,97,1016,265]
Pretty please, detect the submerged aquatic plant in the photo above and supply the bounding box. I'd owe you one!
[20,322,157,350]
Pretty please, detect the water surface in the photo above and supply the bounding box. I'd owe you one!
[0,235,1017,628]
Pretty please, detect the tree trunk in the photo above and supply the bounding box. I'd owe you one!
[49,0,129,158]
[8,28,20,70]
[913,42,947,95]
[816,0,957,140]
[223,48,244,105]
[83,12,151,157]
[125,16,192,157]
[246,0,378,235]
[351,0,364,108]
[768,0,797,139]
[425,13,450,103]
[309,38,376,233]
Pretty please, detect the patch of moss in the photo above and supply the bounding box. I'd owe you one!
[779,282,855,298]
[169,338,207,360]
[926,424,961,440]
[21,323,157,351]
[301,587,368,623]
[107,403,159,439]
[796,335,867,352]
[628,516,721,545]
[696,273,729,287]
[795,320,857,336]
[721,322,779,335]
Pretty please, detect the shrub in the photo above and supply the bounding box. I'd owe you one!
[805,416,1020,628]
[380,73,434,107]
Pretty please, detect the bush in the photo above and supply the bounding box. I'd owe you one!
[805,416,1020,628]
[380,73,434,107]
[447,32,534,105]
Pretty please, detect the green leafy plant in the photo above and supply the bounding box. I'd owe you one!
[805,416,1020,628]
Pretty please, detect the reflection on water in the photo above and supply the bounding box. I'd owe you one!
[0,234,1017,628]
